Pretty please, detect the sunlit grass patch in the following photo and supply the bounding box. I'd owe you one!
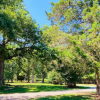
[0,82,90,94]
[77,84,96,87]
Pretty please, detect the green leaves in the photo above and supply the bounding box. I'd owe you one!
[0,0,41,61]
[75,46,87,59]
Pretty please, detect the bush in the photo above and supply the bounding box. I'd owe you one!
[17,75,25,82]
[48,70,62,85]
[58,65,83,88]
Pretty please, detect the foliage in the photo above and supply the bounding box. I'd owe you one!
[0,0,42,87]
[48,70,61,84]
[0,0,40,60]
[46,0,100,93]
[4,59,17,82]
[1,0,100,95]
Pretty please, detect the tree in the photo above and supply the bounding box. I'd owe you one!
[37,46,57,83]
[47,0,100,95]
[0,0,40,87]
[16,56,33,83]
[4,59,17,83]
[42,24,84,87]
[48,69,62,84]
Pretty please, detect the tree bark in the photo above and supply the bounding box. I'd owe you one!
[95,69,100,95]
[59,79,62,85]
[11,78,13,83]
[32,67,34,83]
[74,81,76,88]
[42,72,44,83]
[11,67,13,83]
[32,73,34,83]
[32,61,34,83]
[27,75,30,83]
[65,82,67,85]
[17,74,19,81]
[0,60,4,87]
[27,69,30,83]
[67,82,76,88]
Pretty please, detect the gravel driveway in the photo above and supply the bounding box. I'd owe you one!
[0,87,96,100]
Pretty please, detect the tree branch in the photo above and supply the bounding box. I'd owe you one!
[6,47,33,60]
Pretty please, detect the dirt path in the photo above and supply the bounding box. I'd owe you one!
[0,87,96,100]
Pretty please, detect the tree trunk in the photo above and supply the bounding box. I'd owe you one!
[27,75,30,83]
[0,60,4,87]
[95,69,100,95]
[59,79,62,85]
[74,82,76,88]
[16,72,19,81]
[32,73,34,83]
[67,82,76,88]
[32,62,34,83]
[11,78,13,83]
[65,82,67,85]
[32,66,34,83]
[42,73,44,83]
[11,67,13,83]
[27,69,30,83]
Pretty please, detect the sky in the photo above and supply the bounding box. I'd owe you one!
[23,0,59,27]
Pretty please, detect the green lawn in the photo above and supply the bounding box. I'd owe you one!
[0,82,90,94]
[77,84,96,87]
[30,93,97,100]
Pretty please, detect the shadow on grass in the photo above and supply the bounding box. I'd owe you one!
[30,94,93,100]
[76,86,90,89]
[0,84,90,94]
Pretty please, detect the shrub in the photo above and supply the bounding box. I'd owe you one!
[48,70,62,85]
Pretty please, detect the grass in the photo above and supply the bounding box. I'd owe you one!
[0,82,90,94]
[77,84,96,87]
[30,93,97,100]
